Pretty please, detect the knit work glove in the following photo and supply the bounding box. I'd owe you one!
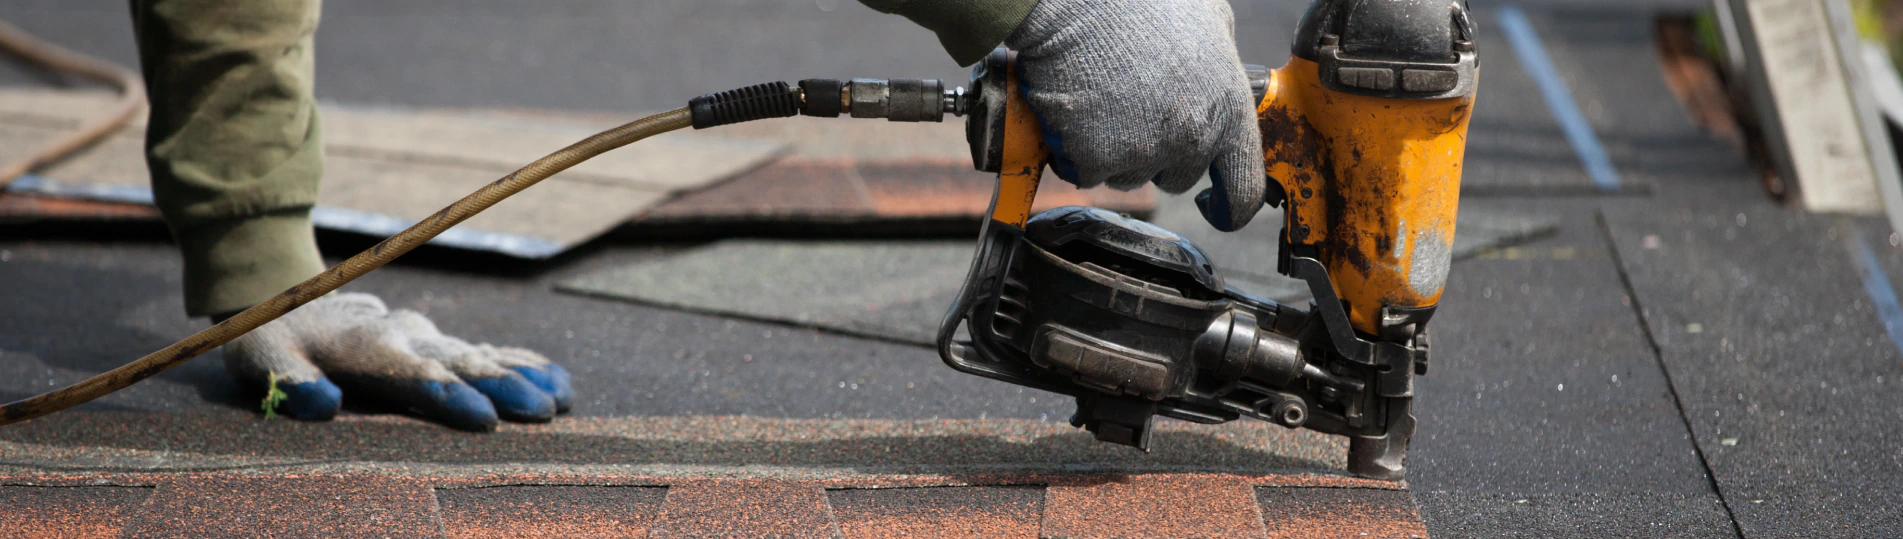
[223,293,573,431]
[1006,0,1266,231]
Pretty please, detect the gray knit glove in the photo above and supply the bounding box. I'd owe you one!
[223,293,572,431]
[1006,0,1266,231]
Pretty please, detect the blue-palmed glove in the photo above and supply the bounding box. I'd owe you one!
[1005,0,1267,231]
[222,293,573,431]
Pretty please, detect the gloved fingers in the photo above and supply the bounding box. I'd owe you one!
[1153,165,1209,195]
[532,364,574,413]
[327,369,499,432]
[446,345,561,422]
[1021,86,1141,190]
[307,323,501,432]
[1006,0,1263,229]
[316,292,392,319]
[1043,127,1085,186]
[450,369,554,424]
[221,292,397,422]
[388,310,559,423]
[1103,167,1165,192]
[1198,143,1267,232]
[1020,75,1087,187]
[477,345,574,414]
[223,323,342,421]
[220,292,573,430]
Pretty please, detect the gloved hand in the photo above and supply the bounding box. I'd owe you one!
[1005,0,1266,232]
[222,292,573,431]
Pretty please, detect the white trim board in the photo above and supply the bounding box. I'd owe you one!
[1722,0,1901,215]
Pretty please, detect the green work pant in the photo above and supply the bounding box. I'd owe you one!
[131,0,326,317]
[126,0,1032,317]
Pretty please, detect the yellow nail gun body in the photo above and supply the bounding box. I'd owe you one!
[939,0,1477,479]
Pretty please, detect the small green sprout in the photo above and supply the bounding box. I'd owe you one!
[262,370,288,419]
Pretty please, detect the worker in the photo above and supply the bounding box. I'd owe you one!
[131,0,1261,430]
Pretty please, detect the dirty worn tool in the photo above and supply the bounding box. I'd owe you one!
[937,0,1478,480]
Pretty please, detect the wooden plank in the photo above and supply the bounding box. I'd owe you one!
[0,88,779,257]
[1723,0,1898,213]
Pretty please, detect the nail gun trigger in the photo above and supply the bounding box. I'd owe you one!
[1263,177,1288,208]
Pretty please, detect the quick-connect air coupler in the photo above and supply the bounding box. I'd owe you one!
[798,78,967,122]
[688,79,967,129]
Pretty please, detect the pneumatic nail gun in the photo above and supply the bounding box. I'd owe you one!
[934,0,1477,480]
[678,0,1478,480]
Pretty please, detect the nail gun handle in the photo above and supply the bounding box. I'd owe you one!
[938,49,1060,393]
[990,53,1049,227]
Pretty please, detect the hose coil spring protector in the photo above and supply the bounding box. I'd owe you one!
[689,82,802,128]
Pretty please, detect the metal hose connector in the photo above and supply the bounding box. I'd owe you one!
[0,108,694,425]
